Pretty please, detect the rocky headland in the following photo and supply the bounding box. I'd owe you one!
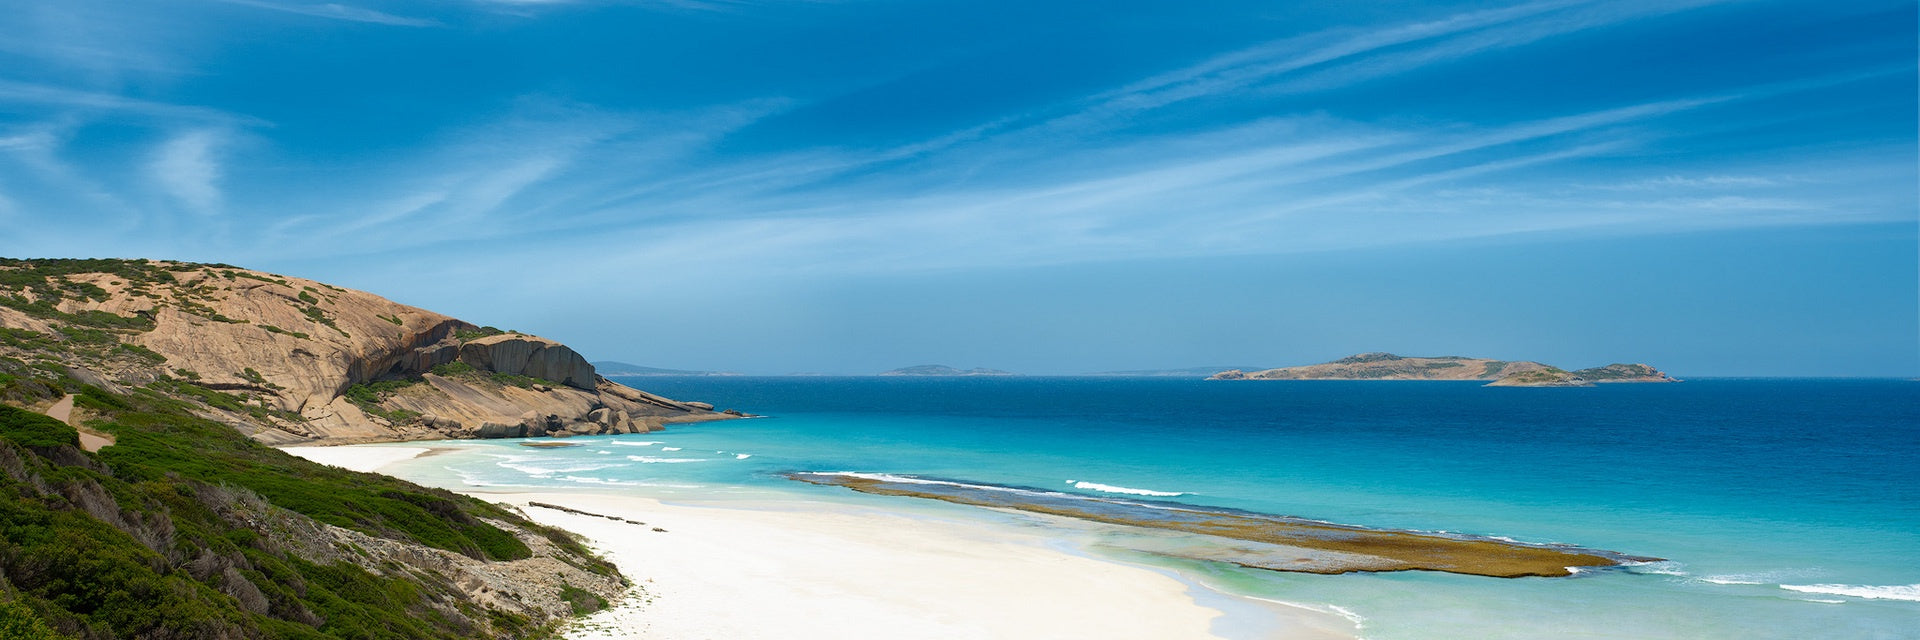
[0,258,735,444]
[1210,352,1677,387]
[0,257,720,638]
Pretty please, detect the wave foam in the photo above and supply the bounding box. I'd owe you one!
[627,455,710,464]
[661,447,682,451]
[496,461,622,476]
[561,475,640,486]
[1779,584,1920,602]
[735,453,752,459]
[611,441,660,447]
[1064,479,1185,497]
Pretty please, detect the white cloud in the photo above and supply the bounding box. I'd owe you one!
[150,129,227,216]
[211,0,441,27]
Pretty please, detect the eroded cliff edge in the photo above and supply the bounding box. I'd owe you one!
[0,258,735,444]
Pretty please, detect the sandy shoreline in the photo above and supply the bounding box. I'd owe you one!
[281,445,1353,639]
[280,444,440,472]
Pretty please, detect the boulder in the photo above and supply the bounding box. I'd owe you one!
[587,408,613,426]
[458,334,598,390]
[476,421,524,439]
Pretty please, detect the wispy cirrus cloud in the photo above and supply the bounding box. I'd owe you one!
[149,129,228,216]
[0,80,266,126]
[210,0,441,27]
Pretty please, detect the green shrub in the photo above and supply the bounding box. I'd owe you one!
[115,343,167,363]
[430,362,474,376]
[0,405,77,449]
[558,584,607,616]
[453,327,505,341]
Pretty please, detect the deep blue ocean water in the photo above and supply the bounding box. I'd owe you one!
[381,377,1920,639]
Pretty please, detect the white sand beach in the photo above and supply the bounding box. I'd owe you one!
[281,445,434,473]
[281,446,1352,640]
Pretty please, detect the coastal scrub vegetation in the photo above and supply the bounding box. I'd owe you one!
[0,378,617,638]
[454,326,506,341]
[343,378,425,423]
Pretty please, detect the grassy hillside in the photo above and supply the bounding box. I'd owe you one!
[0,369,616,639]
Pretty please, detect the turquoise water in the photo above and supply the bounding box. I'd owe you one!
[380,377,1920,639]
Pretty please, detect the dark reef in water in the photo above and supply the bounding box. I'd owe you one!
[791,472,1653,578]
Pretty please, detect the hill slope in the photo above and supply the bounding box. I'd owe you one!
[0,258,731,444]
[0,258,703,637]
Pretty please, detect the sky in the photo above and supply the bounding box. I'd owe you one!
[0,0,1914,376]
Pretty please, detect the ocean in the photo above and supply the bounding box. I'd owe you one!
[376,377,1920,639]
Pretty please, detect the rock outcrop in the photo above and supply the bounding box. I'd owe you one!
[459,334,597,390]
[1210,353,1677,387]
[0,258,736,444]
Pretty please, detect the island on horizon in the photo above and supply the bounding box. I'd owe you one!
[1210,352,1677,387]
[879,364,1017,377]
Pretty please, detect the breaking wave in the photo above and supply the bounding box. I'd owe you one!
[1065,479,1186,497]
[1779,584,1920,602]
[627,455,710,463]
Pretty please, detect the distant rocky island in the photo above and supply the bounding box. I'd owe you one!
[1209,353,1677,387]
[1086,366,1266,377]
[594,360,741,377]
[879,364,1016,377]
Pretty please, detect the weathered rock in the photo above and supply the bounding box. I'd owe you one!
[458,334,597,390]
[476,421,518,438]
[586,407,612,426]
[685,401,715,411]
[0,260,735,444]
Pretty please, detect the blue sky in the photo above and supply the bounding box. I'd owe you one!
[1,0,1914,376]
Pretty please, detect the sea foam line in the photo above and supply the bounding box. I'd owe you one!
[1065,479,1186,497]
[627,455,709,464]
[813,472,1062,497]
[1779,583,1920,602]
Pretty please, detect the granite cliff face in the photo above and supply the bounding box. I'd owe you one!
[1210,353,1676,387]
[0,258,731,443]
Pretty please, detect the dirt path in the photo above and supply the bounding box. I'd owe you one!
[44,394,114,452]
